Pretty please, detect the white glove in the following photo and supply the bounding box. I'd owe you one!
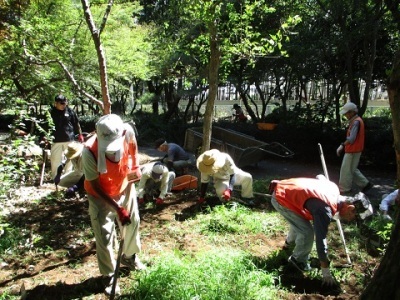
[336,145,344,156]
[321,267,336,286]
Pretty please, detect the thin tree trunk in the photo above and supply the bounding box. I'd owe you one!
[361,48,400,300]
[81,0,112,115]
[202,20,220,153]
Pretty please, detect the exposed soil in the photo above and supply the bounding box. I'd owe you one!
[0,146,395,300]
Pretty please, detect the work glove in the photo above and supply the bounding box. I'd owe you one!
[78,134,84,143]
[198,197,205,204]
[321,267,336,286]
[138,198,144,205]
[155,198,164,205]
[336,144,344,157]
[117,207,131,226]
[222,189,232,201]
[65,185,78,198]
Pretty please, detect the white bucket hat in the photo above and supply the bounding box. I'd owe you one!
[96,114,125,173]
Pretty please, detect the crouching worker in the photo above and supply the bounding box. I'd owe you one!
[137,162,175,206]
[270,176,357,287]
[196,149,254,206]
[53,141,84,198]
[82,114,145,296]
[154,138,196,176]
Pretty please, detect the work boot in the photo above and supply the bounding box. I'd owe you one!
[282,240,293,251]
[121,254,146,271]
[361,182,374,193]
[241,198,257,207]
[288,255,311,272]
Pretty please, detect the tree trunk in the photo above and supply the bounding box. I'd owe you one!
[81,0,112,115]
[202,20,220,153]
[360,48,400,300]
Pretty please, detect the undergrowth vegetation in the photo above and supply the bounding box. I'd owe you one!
[0,107,396,299]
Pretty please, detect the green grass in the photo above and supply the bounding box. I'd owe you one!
[129,249,280,300]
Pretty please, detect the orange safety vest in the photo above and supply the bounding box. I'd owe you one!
[345,116,364,153]
[274,178,339,220]
[84,134,129,197]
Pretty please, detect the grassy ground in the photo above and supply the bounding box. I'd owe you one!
[0,174,389,299]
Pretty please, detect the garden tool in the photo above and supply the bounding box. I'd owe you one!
[110,177,140,299]
[39,148,47,186]
[318,143,352,266]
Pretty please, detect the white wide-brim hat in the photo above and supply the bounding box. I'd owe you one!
[64,142,84,160]
[196,149,225,174]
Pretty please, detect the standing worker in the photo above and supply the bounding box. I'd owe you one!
[336,102,373,194]
[270,176,356,287]
[49,94,84,179]
[82,114,145,296]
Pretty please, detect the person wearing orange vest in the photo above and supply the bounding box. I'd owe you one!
[82,114,145,296]
[336,102,372,194]
[270,176,356,287]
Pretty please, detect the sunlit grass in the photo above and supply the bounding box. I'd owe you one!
[187,204,287,237]
[129,249,280,300]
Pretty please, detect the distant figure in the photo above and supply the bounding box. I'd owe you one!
[232,104,247,122]
[49,94,84,179]
[336,102,372,194]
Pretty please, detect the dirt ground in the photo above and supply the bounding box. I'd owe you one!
[0,147,395,300]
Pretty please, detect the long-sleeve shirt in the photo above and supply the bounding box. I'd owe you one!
[167,143,189,161]
[200,153,238,185]
[379,189,399,212]
[137,163,170,199]
[50,106,81,143]
[304,198,332,264]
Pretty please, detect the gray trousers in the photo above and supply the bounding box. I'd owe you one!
[339,152,369,192]
[88,183,141,277]
[271,196,314,264]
